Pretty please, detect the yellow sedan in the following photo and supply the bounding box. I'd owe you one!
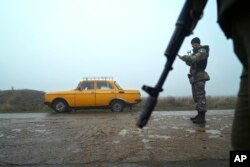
[44,78,141,112]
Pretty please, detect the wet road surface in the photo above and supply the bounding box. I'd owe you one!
[0,110,234,167]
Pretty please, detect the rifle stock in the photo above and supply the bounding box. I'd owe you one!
[137,0,207,128]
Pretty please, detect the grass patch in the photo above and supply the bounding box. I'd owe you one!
[0,89,236,112]
[133,96,236,111]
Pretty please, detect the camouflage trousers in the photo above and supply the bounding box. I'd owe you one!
[191,81,206,112]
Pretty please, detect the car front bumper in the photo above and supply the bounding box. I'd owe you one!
[134,99,141,104]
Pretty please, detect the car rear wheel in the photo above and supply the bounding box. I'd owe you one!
[52,99,70,113]
[110,100,125,112]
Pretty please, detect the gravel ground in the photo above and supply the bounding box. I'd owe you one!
[0,110,234,166]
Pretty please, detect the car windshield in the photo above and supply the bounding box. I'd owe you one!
[75,82,82,90]
[114,82,123,90]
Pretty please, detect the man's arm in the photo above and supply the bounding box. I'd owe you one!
[189,48,208,63]
[180,48,208,64]
[178,54,191,66]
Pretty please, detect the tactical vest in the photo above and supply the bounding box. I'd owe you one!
[196,58,207,72]
[189,45,210,83]
[191,46,209,73]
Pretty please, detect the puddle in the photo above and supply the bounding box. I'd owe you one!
[118,128,145,137]
[36,124,45,127]
[72,148,81,153]
[12,129,21,132]
[206,129,221,138]
[34,129,47,132]
[185,129,196,133]
[0,133,4,138]
[142,139,149,143]
[172,126,182,130]
[149,135,170,140]
[112,140,120,144]
[142,139,151,149]
[206,129,221,135]
[119,129,128,137]
[34,129,51,135]
[6,135,15,139]
[143,127,150,130]
[220,125,231,130]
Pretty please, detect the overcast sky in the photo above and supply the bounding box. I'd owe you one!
[0,0,242,97]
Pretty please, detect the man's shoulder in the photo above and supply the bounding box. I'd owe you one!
[198,45,209,53]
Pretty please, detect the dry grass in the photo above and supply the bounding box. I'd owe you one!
[134,96,236,111]
[0,89,236,112]
[0,89,47,112]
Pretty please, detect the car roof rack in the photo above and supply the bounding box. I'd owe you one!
[82,76,113,81]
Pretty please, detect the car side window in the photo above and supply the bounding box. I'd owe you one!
[97,81,113,90]
[80,82,94,90]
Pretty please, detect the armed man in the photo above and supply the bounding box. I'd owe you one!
[137,0,250,150]
[178,37,210,124]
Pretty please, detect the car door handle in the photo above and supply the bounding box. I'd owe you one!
[119,91,124,93]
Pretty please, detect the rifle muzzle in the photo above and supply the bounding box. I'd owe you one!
[137,96,157,128]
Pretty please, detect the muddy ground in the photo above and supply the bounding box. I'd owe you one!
[0,110,233,167]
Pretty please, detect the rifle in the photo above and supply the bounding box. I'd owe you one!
[137,0,208,128]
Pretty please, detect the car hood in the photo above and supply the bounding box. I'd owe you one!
[45,90,76,95]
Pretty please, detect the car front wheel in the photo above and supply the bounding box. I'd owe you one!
[52,99,70,113]
[110,100,125,112]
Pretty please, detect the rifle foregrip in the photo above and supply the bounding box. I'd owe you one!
[137,96,157,129]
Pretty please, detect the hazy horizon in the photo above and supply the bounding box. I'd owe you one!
[0,0,242,97]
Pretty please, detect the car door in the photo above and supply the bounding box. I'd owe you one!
[75,81,95,106]
[95,81,115,106]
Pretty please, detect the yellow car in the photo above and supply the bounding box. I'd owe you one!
[44,77,141,112]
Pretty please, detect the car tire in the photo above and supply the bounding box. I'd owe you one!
[52,99,70,113]
[110,100,124,112]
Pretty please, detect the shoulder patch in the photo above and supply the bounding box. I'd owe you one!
[199,48,207,53]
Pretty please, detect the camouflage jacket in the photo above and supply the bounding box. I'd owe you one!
[180,45,210,84]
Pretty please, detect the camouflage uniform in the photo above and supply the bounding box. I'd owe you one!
[217,0,250,150]
[180,45,210,122]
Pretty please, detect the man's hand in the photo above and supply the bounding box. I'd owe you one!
[178,55,189,61]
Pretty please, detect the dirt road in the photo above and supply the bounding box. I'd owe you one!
[0,110,233,167]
